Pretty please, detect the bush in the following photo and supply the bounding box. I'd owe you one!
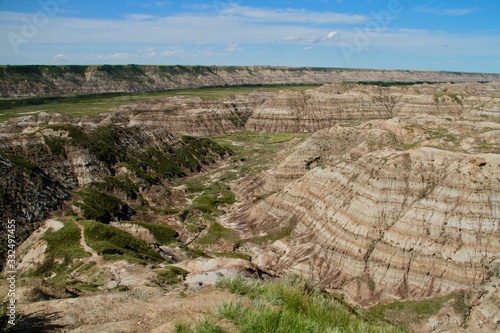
[80,220,163,263]
[75,188,133,223]
[153,266,189,286]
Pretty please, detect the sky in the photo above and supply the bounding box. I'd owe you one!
[0,0,499,73]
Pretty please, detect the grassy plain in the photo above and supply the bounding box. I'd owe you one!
[0,84,320,122]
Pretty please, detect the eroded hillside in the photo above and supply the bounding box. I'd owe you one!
[1,79,499,332]
[1,65,499,99]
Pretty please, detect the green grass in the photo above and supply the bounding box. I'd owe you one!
[249,218,297,244]
[367,291,468,330]
[0,84,319,122]
[210,252,252,261]
[197,223,239,245]
[212,131,311,177]
[152,266,189,287]
[79,220,164,263]
[249,227,294,244]
[179,275,404,333]
[125,221,179,245]
[29,219,89,278]
[191,183,236,214]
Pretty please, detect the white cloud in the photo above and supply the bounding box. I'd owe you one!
[225,42,242,53]
[139,47,156,53]
[284,35,301,42]
[326,31,338,39]
[98,53,130,60]
[125,14,159,21]
[308,36,322,44]
[221,5,367,24]
[414,6,477,16]
[0,4,499,70]
[53,54,71,62]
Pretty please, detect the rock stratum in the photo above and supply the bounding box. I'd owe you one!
[1,70,499,332]
[1,65,500,98]
[225,114,500,331]
[2,81,499,137]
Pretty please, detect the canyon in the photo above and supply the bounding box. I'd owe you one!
[0,66,499,332]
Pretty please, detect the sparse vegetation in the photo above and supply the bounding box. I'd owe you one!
[153,266,189,287]
[367,291,468,330]
[79,220,164,263]
[177,275,404,333]
[198,223,239,245]
[28,219,88,278]
[126,221,179,245]
[0,81,319,122]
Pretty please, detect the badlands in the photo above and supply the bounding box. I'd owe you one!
[0,66,499,332]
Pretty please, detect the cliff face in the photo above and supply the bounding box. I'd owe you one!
[245,88,393,133]
[3,81,498,138]
[1,65,500,98]
[0,124,231,268]
[226,116,500,310]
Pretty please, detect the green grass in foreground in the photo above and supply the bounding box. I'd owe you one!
[0,84,320,122]
[174,275,404,333]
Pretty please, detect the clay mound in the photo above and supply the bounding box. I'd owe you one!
[245,89,393,133]
[227,117,500,307]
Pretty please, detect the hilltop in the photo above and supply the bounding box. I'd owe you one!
[1,65,499,99]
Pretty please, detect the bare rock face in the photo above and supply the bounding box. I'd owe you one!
[0,124,231,269]
[245,88,394,133]
[112,94,261,136]
[2,65,499,98]
[259,118,427,193]
[227,117,500,314]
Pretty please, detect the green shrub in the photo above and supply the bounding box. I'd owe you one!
[75,188,133,223]
[197,223,239,245]
[126,221,179,245]
[153,266,189,286]
[79,220,163,263]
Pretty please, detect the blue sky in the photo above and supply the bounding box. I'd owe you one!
[1,0,499,73]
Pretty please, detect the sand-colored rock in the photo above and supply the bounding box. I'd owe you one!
[227,117,500,312]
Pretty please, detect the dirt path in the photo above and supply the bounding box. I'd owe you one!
[75,221,102,264]
[16,286,239,332]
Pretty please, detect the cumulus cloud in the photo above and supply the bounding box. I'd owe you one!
[326,31,338,39]
[98,53,130,60]
[307,31,339,44]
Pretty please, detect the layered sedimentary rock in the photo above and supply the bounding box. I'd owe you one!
[110,94,262,136]
[259,119,427,193]
[0,125,231,269]
[2,65,500,98]
[227,117,500,309]
[2,82,498,138]
[245,88,393,132]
